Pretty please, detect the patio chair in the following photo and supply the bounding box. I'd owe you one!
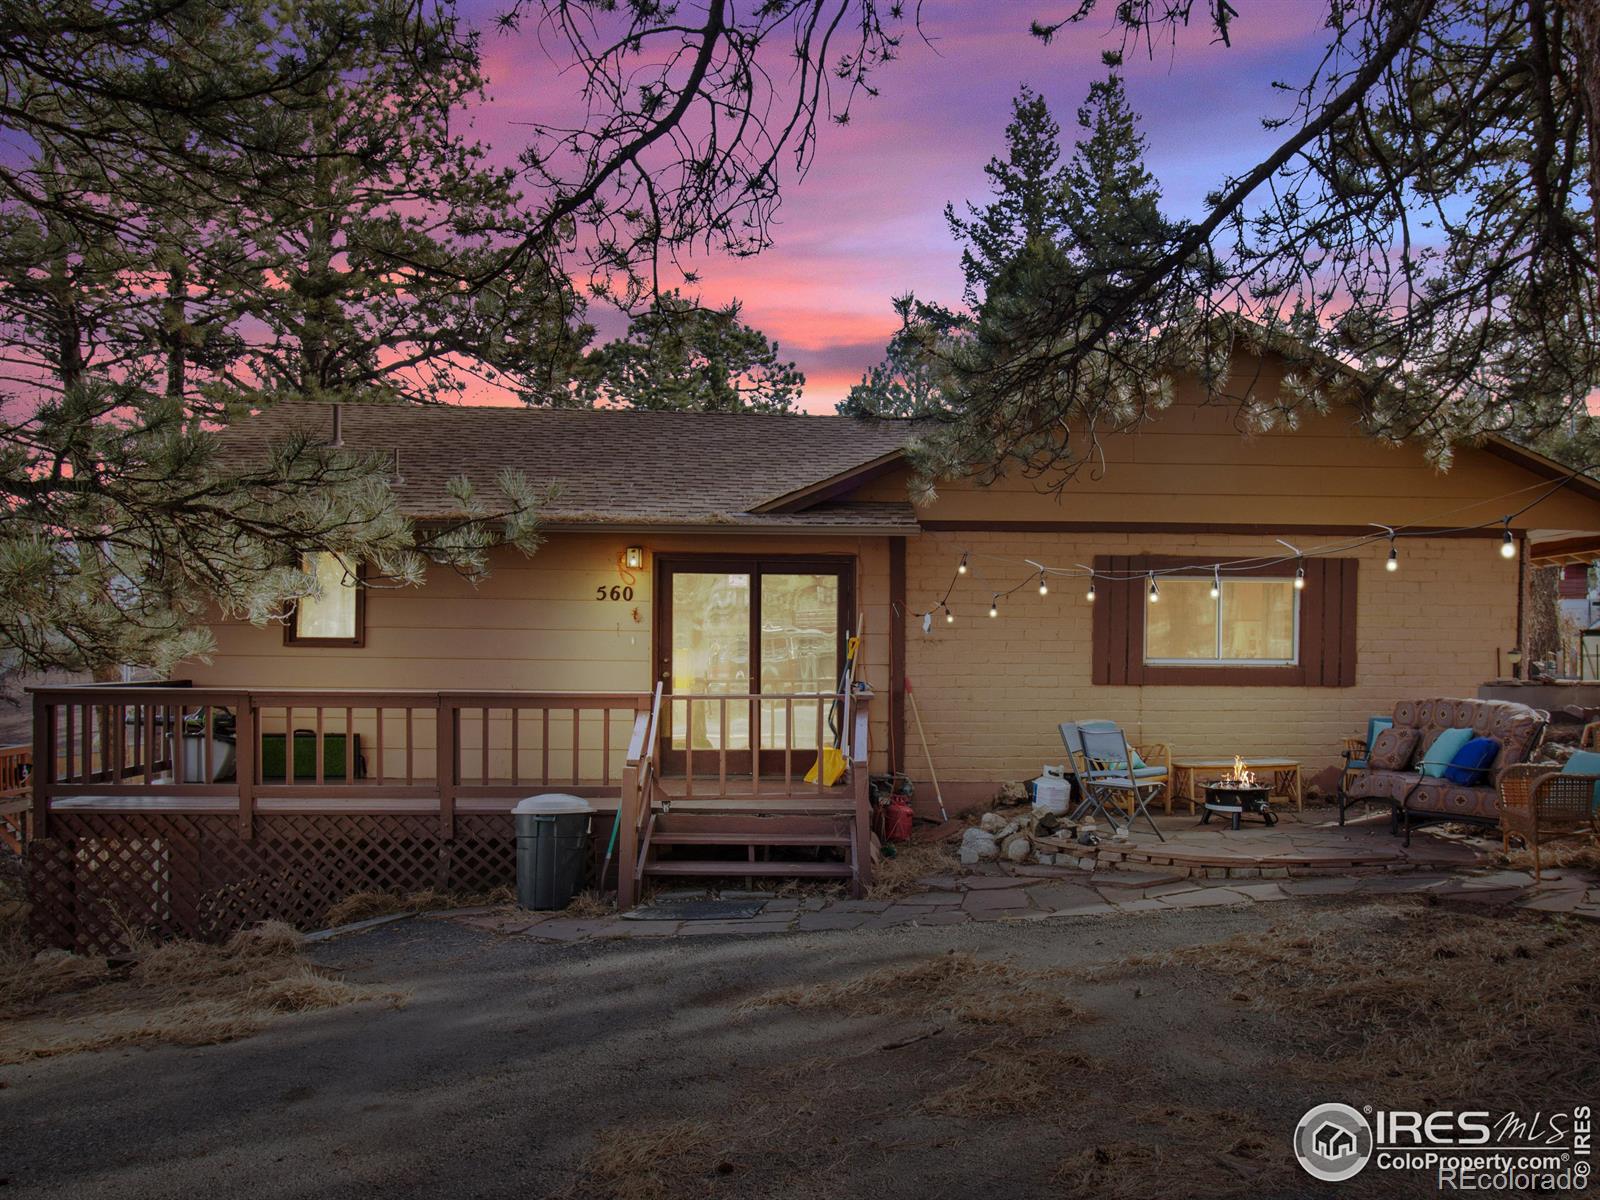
[1060,720,1166,841]
[1337,714,1393,825]
[1496,763,1600,880]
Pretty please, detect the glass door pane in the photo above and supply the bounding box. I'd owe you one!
[669,572,751,751]
[759,573,841,750]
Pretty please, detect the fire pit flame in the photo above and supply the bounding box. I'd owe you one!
[1221,755,1257,788]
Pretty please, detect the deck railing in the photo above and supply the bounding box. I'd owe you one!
[30,681,872,903]
[29,684,657,840]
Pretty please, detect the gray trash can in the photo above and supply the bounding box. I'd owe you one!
[513,794,594,910]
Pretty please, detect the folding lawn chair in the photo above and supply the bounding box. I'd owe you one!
[1059,720,1166,841]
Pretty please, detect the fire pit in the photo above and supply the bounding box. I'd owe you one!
[1201,756,1279,830]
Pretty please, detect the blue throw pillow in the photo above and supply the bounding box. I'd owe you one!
[1420,727,1473,778]
[1442,737,1499,786]
[1559,749,1600,811]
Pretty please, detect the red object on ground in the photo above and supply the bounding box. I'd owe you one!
[877,794,914,843]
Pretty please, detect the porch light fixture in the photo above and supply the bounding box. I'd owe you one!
[624,546,644,570]
[1500,521,1517,559]
[1147,573,1160,602]
[958,553,968,575]
[989,596,999,618]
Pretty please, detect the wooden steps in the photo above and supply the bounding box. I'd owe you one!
[641,860,853,878]
[634,808,861,892]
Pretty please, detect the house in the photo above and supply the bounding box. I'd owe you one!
[1313,1122,1357,1160]
[26,346,1600,944]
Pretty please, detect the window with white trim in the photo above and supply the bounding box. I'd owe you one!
[1144,577,1298,665]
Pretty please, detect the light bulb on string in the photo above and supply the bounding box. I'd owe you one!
[988,596,999,619]
[1295,565,1306,590]
[1038,571,1049,596]
[1386,540,1399,572]
[1209,567,1220,600]
[1501,521,1517,559]
[1147,573,1160,602]
[944,606,954,625]
[1275,539,1307,592]
[957,553,968,576]
[1085,580,1096,603]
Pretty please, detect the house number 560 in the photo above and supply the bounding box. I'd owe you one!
[595,585,635,601]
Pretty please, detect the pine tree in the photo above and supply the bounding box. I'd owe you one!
[944,86,1070,306]
[572,294,804,413]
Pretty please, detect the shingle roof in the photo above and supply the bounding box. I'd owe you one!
[216,403,919,531]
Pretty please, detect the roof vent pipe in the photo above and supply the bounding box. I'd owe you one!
[391,446,403,483]
[330,403,344,447]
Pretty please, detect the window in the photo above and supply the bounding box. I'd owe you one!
[285,553,364,646]
[1145,578,1298,665]
[1091,554,1356,687]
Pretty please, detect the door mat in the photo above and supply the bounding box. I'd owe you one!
[623,900,767,922]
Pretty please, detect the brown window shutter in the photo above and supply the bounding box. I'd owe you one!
[1090,554,1357,688]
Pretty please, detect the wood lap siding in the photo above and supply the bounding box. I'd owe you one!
[1092,555,1357,688]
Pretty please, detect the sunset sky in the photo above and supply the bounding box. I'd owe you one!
[458,1,1335,410]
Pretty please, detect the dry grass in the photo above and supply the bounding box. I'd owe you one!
[324,885,516,927]
[562,890,616,919]
[864,841,956,900]
[0,918,405,1064]
[570,1122,727,1200]
[1501,839,1600,874]
[920,1038,1092,1116]
[1113,901,1600,1107]
[739,950,1084,1029]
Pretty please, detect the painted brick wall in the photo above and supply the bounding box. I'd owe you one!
[903,530,1517,793]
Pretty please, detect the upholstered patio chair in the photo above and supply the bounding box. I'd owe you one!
[1495,763,1600,880]
[1337,714,1393,824]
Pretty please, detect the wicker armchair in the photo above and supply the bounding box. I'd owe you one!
[1132,741,1173,814]
[1496,764,1600,880]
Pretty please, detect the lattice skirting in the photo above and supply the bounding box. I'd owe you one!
[27,812,515,953]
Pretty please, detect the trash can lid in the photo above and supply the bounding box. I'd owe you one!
[512,793,594,815]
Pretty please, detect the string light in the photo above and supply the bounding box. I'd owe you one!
[916,465,1599,633]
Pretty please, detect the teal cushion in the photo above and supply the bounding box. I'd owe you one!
[1559,750,1600,810]
[1420,727,1473,778]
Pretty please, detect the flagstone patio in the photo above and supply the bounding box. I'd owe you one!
[428,812,1600,942]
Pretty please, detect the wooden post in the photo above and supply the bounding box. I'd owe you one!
[235,696,256,840]
[31,691,52,840]
[437,696,456,840]
[618,763,639,909]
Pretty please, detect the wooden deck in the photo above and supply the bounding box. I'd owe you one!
[23,682,874,949]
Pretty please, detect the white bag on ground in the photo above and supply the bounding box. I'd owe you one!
[1031,765,1071,816]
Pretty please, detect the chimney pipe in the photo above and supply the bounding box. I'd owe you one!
[330,403,344,447]
[391,446,403,483]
